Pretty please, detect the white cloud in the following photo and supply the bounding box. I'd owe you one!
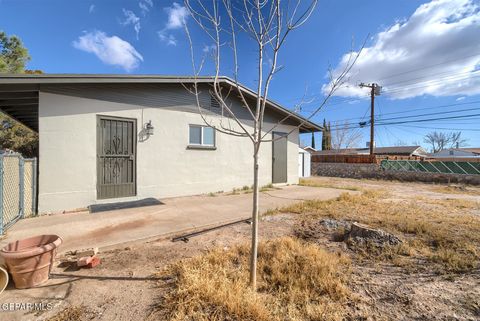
[165,2,189,29]
[202,44,216,53]
[456,96,466,101]
[73,31,143,71]
[158,2,189,45]
[89,4,95,14]
[122,9,141,39]
[139,0,153,16]
[139,2,149,15]
[324,0,480,100]
[158,31,177,46]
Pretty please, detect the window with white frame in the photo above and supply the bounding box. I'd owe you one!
[189,125,215,147]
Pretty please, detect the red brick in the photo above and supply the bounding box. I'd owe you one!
[77,256,93,267]
[85,256,101,268]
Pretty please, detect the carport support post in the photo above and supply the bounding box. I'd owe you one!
[250,149,260,290]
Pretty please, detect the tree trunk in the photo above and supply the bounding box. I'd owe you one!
[249,149,260,289]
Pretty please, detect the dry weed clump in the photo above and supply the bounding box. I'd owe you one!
[299,178,360,191]
[280,190,480,273]
[46,306,86,321]
[160,237,350,321]
[431,185,480,196]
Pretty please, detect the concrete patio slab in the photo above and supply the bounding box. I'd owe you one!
[0,185,354,255]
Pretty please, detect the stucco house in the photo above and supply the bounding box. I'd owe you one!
[0,74,321,213]
[312,145,428,157]
[429,148,480,158]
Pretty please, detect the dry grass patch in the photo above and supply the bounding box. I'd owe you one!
[279,190,480,273]
[419,196,480,210]
[431,185,480,196]
[299,178,360,191]
[46,306,86,321]
[159,237,350,321]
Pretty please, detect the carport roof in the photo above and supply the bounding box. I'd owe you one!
[0,74,322,133]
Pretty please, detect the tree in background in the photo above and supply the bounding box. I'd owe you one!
[0,114,38,157]
[0,31,39,157]
[321,119,327,150]
[424,131,468,153]
[326,121,332,149]
[449,132,468,149]
[331,121,361,149]
[0,31,30,73]
[321,119,332,150]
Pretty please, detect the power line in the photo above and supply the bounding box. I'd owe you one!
[396,124,480,132]
[381,69,476,88]
[323,100,480,124]
[292,54,480,114]
[383,73,480,95]
[297,70,480,115]
[375,52,480,82]
[329,112,480,132]
[376,112,480,126]
[376,106,480,122]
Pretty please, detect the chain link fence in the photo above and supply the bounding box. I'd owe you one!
[381,160,480,175]
[0,153,37,234]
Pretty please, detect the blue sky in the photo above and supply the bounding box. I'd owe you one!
[0,0,479,150]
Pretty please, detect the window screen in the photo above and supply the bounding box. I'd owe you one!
[189,125,215,147]
[203,127,215,146]
[189,125,202,145]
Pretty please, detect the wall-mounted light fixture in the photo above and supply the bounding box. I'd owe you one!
[145,120,154,136]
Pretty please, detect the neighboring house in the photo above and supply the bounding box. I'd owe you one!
[0,74,321,213]
[302,146,316,153]
[429,148,480,158]
[313,146,428,157]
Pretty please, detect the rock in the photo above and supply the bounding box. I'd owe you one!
[345,222,402,247]
[76,247,99,257]
[295,218,351,242]
[319,218,351,230]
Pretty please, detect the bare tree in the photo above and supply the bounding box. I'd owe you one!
[331,121,362,150]
[393,140,408,147]
[424,131,468,153]
[183,0,360,289]
[449,131,468,149]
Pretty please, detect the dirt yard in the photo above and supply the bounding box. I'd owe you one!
[1,177,480,321]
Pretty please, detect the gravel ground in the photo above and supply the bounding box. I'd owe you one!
[1,177,479,321]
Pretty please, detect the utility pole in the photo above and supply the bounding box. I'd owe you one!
[359,83,381,156]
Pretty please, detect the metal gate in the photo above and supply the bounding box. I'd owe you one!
[0,153,37,234]
[97,116,137,199]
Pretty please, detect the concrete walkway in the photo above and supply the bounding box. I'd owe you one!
[0,185,352,254]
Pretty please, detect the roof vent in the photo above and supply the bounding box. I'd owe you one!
[210,94,221,111]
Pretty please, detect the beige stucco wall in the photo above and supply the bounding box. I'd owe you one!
[38,91,299,213]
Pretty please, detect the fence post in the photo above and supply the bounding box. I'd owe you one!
[19,156,25,219]
[0,156,3,235]
[32,158,37,216]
